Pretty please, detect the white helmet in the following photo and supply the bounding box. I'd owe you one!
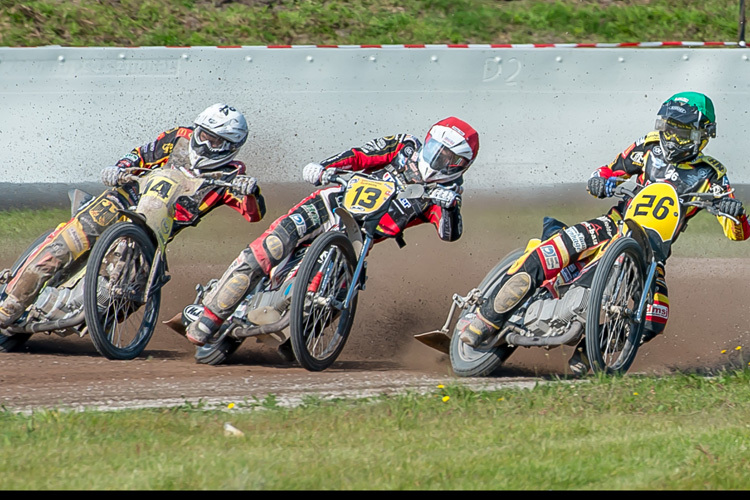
[189,103,249,171]
[417,117,479,183]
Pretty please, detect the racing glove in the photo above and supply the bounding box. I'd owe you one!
[100,166,128,187]
[714,197,745,218]
[302,162,325,185]
[587,176,614,199]
[428,186,460,208]
[230,175,258,197]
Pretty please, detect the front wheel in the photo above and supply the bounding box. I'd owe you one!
[84,222,160,360]
[585,237,647,375]
[289,231,358,372]
[449,249,523,377]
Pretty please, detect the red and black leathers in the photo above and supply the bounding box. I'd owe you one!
[199,133,466,324]
[478,131,749,339]
[0,126,266,321]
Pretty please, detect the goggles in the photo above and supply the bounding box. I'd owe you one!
[420,139,470,174]
[655,118,703,145]
[194,126,234,153]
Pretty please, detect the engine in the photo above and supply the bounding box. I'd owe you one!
[520,286,589,338]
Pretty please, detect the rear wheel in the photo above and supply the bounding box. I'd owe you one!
[289,231,358,372]
[449,249,523,377]
[0,229,54,352]
[194,323,245,365]
[585,237,647,375]
[84,222,160,360]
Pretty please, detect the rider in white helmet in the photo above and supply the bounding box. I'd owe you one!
[0,104,266,330]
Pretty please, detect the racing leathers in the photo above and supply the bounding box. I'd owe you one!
[186,133,465,346]
[0,126,266,329]
[472,130,749,345]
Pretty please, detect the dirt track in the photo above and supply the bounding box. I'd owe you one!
[1,184,748,413]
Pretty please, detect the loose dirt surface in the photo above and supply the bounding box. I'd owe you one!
[1,184,748,414]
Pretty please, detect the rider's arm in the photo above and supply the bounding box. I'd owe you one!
[115,127,191,170]
[424,203,463,242]
[711,175,750,241]
[218,162,266,223]
[592,134,655,180]
[318,134,420,172]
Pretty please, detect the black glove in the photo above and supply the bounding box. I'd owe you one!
[587,176,613,199]
[714,197,745,218]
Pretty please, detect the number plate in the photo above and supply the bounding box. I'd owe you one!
[342,176,396,215]
[624,182,681,243]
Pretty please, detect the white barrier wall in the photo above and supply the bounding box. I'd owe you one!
[1,45,750,190]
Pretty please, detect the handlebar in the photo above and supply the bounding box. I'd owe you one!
[608,177,741,224]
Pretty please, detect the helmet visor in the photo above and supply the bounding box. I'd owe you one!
[420,139,470,176]
[655,118,701,145]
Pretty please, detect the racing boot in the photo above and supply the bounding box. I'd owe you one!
[185,309,223,347]
[457,312,500,348]
[459,272,533,348]
[568,340,590,378]
[0,294,27,330]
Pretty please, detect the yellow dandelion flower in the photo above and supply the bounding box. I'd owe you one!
[437,384,445,389]
[736,346,742,351]
[227,403,235,409]
[442,396,450,402]
[721,350,727,354]
[633,392,639,396]
[498,397,505,401]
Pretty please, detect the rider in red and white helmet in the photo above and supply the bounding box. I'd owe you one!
[184,117,480,350]
[416,117,479,184]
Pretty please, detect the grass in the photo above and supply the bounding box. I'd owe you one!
[0,0,744,47]
[1,0,749,491]
[2,370,750,489]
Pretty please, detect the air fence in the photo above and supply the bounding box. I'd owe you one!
[1,44,749,192]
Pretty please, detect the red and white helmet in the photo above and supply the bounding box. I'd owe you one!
[417,117,479,183]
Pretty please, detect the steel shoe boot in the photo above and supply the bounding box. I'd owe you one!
[568,347,590,378]
[0,295,26,329]
[458,312,500,348]
[186,314,222,347]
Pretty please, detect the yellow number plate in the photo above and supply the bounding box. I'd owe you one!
[624,182,681,243]
[343,176,396,215]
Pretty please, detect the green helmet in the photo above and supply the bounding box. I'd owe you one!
[655,92,717,163]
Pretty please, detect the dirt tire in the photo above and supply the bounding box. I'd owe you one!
[289,231,358,372]
[84,222,160,360]
[585,237,647,375]
[449,249,523,377]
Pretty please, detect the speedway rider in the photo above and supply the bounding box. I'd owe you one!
[0,103,266,329]
[184,116,480,350]
[457,92,749,376]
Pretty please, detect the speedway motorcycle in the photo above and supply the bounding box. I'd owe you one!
[416,178,740,377]
[170,170,429,372]
[0,166,234,360]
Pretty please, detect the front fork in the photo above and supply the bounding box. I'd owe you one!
[634,259,658,324]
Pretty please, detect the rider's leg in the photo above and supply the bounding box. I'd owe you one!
[460,215,619,348]
[0,192,123,328]
[186,193,331,346]
[641,265,668,344]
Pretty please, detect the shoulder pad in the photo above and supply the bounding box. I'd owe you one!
[692,154,727,178]
[644,131,661,144]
